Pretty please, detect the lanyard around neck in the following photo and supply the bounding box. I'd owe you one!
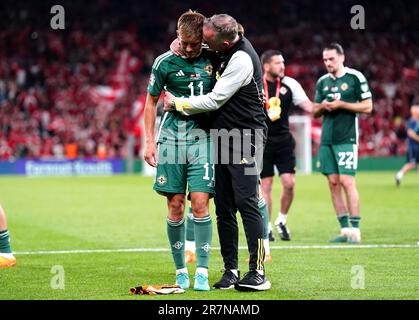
[263,75,281,109]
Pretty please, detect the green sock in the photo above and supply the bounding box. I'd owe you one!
[194,215,212,269]
[0,229,12,254]
[258,197,269,240]
[167,218,186,270]
[337,215,349,229]
[186,207,195,242]
[350,216,361,229]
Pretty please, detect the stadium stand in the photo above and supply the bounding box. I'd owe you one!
[0,0,418,160]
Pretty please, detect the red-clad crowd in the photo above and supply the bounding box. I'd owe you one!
[0,0,418,160]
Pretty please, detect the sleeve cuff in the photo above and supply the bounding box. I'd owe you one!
[174,98,192,113]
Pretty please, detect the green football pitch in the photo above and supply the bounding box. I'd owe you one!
[0,172,418,300]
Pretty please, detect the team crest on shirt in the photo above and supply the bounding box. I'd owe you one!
[280,87,288,95]
[149,73,156,86]
[157,175,167,185]
[361,84,369,92]
[341,83,349,91]
[205,64,213,76]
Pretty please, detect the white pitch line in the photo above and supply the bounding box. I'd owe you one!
[271,244,419,249]
[14,244,419,256]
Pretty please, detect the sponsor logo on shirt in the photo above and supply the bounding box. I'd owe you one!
[176,70,185,77]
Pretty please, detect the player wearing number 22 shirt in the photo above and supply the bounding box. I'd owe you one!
[313,43,372,244]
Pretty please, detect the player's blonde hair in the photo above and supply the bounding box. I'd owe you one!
[177,10,205,39]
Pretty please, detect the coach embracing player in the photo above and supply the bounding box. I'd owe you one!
[164,14,270,292]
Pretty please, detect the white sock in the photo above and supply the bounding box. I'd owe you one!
[268,222,273,233]
[276,212,288,225]
[230,269,239,277]
[176,267,188,275]
[341,227,351,236]
[185,240,196,252]
[396,171,404,180]
[196,267,208,277]
[264,239,270,255]
[0,253,14,259]
[352,227,361,234]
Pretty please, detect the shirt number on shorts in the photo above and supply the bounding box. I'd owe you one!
[338,152,355,169]
[203,163,215,181]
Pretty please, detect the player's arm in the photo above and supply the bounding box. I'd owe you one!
[144,58,167,167]
[313,103,325,118]
[298,100,313,113]
[313,80,326,118]
[288,78,313,113]
[327,73,373,114]
[164,51,253,115]
[327,98,372,114]
[407,128,419,143]
[144,93,160,167]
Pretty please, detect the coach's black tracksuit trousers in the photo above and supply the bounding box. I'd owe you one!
[214,153,265,272]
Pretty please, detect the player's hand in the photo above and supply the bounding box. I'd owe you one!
[323,100,341,111]
[170,38,183,56]
[144,142,158,167]
[163,91,176,112]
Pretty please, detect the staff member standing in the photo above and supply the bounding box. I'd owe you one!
[164,14,271,292]
[260,50,312,241]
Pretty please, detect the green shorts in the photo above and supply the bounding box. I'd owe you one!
[154,141,215,196]
[317,144,358,176]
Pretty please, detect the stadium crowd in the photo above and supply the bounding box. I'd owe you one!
[0,0,418,160]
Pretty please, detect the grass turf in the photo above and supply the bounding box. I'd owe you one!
[0,172,418,300]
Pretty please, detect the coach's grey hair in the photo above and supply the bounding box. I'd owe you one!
[204,14,238,42]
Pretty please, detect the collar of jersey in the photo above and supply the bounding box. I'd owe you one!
[330,66,348,80]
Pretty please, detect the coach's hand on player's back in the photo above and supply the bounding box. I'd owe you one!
[144,142,158,167]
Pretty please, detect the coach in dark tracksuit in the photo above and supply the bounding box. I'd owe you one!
[164,14,271,291]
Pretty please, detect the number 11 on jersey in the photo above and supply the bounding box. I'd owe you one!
[188,81,204,97]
